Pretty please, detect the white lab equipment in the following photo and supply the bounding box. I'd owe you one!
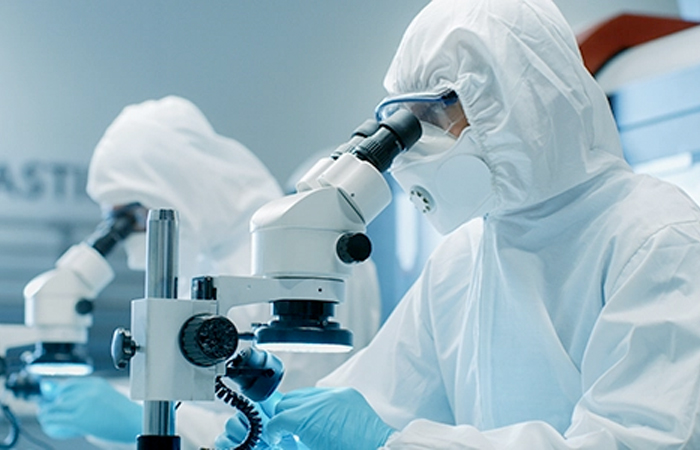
[31,95,385,450]
[0,205,145,449]
[19,244,109,375]
[286,144,423,325]
[0,325,44,448]
[86,95,384,392]
[18,205,146,377]
[0,203,145,385]
[112,110,422,449]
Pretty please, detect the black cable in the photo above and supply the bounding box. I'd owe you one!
[0,402,55,450]
[0,404,19,449]
[214,377,262,450]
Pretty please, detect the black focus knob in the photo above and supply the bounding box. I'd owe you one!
[179,315,238,367]
[336,233,372,263]
[75,299,94,315]
[5,369,42,400]
[111,328,138,370]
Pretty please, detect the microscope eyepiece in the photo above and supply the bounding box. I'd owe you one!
[352,109,422,172]
[330,119,381,160]
[86,203,148,256]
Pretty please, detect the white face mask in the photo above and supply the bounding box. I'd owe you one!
[389,125,496,234]
[122,232,147,271]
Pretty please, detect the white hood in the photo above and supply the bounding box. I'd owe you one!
[384,0,629,213]
[87,96,282,277]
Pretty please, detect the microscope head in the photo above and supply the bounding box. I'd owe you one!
[249,110,422,353]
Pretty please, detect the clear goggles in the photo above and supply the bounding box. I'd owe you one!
[374,89,468,137]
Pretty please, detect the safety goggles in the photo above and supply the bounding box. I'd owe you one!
[375,89,468,137]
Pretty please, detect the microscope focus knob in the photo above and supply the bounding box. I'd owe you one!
[336,233,372,263]
[75,299,94,315]
[179,315,239,367]
[111,328,138,370]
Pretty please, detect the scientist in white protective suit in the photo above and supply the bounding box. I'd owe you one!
[35,95,381,449]
[215,0,700,449]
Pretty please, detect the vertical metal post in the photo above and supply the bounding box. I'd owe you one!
[142,209,178,440]
[146,209,178,300]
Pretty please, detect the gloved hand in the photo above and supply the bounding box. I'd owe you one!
[215,391,307,450]
[266,387,395,450]
[38,377,142,443]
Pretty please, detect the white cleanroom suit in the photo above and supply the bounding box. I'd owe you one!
[319,0,700,448]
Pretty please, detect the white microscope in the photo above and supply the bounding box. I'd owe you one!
[111,110,422,450]
[0,204,145,447]
[0,203,145,380]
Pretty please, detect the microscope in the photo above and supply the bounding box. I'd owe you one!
[0,203,144,381]
[111,110,422,450]
[0,205,144,448]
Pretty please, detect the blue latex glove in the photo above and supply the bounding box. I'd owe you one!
[266,387,395,450]
[215,391,307,450]
[38,377,142,443]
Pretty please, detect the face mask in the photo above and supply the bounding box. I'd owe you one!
[122,232,147,271]
[389,125,496,234]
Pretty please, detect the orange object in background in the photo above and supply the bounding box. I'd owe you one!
[577,13,699,75]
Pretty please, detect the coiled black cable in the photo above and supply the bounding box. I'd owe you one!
[0,403,19,449]
[214,377,262,450]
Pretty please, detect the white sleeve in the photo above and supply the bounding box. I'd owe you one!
[338,259,382,350]
[319,259,455,430]
[382,223,700,449]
